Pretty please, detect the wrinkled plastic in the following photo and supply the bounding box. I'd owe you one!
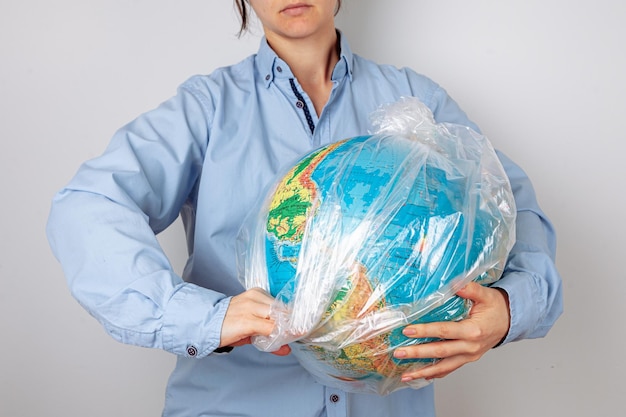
[237,97,516,395]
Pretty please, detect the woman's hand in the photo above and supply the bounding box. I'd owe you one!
[219,287,291,356]
[394,282,510,382]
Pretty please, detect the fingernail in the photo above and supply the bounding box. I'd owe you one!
[403,328,417,336]
[401,376,412,382]
[394,349,407,358]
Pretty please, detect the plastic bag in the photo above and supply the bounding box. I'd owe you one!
[237,97,516,395]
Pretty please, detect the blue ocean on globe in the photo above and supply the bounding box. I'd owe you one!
[264,134,488,312]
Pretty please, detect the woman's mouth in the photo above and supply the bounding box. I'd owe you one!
[281,3,312,16]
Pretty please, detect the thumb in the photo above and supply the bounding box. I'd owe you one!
[455,281,486,302]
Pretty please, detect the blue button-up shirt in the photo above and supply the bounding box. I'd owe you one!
[47,34,562,417]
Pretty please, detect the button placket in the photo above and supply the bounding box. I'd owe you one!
[289,78,316,134]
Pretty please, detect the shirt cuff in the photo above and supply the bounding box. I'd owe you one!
[490,270,541,345]
[161,283,231,358]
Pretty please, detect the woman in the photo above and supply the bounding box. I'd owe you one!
[47,1,562,416]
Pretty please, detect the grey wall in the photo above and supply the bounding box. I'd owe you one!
[1,1,623,416]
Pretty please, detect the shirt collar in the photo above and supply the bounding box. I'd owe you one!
[257,30,354,88]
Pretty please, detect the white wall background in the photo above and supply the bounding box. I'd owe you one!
[1,1,624,416]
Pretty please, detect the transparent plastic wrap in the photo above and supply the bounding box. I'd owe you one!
[237,97,516,395]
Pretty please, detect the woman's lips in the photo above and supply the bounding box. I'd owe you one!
[281,3,312,16]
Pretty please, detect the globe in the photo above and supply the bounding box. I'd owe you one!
[241,115,516,394]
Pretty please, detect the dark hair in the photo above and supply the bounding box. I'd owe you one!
[234,1,342,37]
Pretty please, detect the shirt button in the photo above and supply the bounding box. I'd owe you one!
[186,345,198,357]
[296,100,304,109]
[330,394,340,403]
[265,74,271,81]
[276,66,283,72]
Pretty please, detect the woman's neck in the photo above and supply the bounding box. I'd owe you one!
[266,29,340,116]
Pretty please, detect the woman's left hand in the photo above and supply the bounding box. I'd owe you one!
[394,282,510,382]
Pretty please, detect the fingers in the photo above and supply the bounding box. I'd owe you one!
[395,338,483,382]
[401,319,483,343]
[270,344,292,356]
[395,284,512,382]
[218,288,294,357]
[400,355,470,382]
[238,287,275,312]
[401,285,509,347]
[219,288,278,348]
[394,338,482,362]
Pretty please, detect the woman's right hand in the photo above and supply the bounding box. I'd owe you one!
[219,287,291,356]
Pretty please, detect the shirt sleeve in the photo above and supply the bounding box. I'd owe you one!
[489,151,563,343]
[46,80,230,358]
[420,79,563,344]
